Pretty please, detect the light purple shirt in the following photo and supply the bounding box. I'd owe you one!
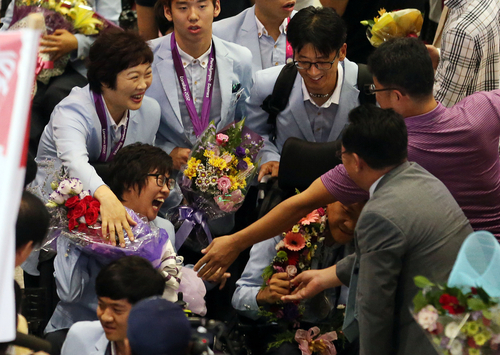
[321,90,500,239]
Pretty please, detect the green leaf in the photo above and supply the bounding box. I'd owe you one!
[413,290,428,313]
[414,276,435,289]
[467,298,488,311]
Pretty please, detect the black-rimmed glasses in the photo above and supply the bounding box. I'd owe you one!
[293,51,340,71]
[364,83,399,95]
[148,174,176,189]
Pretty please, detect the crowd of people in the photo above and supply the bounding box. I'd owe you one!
[1,0,500,354]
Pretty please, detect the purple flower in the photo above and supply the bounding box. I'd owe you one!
[235,146,246,158]
[282,303,300,322]
[470,311,482,321]
[237,160,248,171]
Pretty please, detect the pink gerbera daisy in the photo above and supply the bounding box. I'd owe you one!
[284,232,306,251]
[299,210,320,226]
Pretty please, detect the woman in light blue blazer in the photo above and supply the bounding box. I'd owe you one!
[34,30,162,249]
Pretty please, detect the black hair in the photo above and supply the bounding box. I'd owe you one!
[87,30,154,94]
[108,143,173,201]
[287,6,347,58]
[16,191,50,250]
[160,0,216,10]
[342,104,408,170]
[95,256,164,304]
[367,37,434,100]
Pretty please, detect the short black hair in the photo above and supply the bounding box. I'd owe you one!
[287,6,347,57]
[160,0,217,10]
[95,256,164,304]
[108,143,173,201]
[87,30,153,94]
[16,191,50,250]
[368,37,434,100]
[342,104,408,170]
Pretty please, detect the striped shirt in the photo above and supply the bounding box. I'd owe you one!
[321,90,500,239]
[434,0,500,107]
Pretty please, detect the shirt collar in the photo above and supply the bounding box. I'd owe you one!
[176,43,212,69]
[104,103,128,130]
[444,0,469,9]
[302,62,343,108]
[255,15,289,38]
[369,175,384,198]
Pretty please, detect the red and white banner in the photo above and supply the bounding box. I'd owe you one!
[0,29,40,342]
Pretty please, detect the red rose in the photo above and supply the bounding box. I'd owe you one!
[440,294,465,314]
[85,207,99,226]
[72,201,87,218]
[68,218,77,231]
[89,200,100,210]
[468,337,478,349]
[287,251,299,266]
[471,287,478,295]
[78,223,88,232]
[82,196,94,205]
[65,196,80,209]
[67,209,74,219]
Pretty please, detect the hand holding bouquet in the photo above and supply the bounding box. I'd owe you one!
[361,8,423,47]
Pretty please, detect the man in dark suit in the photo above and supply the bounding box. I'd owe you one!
[282,105,473,354]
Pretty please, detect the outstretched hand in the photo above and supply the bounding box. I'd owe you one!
[281,267,340,303]
[194,235,241,280]
[94,185,137,247]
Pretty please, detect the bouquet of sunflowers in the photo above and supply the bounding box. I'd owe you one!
[167,120,263,253]
[8,0,117,84]
[361,8,423,47]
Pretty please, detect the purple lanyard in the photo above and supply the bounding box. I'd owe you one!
[285,17,293,62]
[92,91,129,163]
[171,33,216,137]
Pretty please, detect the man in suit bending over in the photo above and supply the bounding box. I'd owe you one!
[282,105,473,354]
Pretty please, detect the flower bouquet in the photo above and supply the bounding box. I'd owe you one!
[258,207,344,353]
[167,119,263,253]
[8,0,118,84]
[412,231,500,355]
[360,8,423,47]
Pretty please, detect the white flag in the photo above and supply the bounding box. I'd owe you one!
[0,28,40,342]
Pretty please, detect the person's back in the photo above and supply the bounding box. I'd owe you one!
[354,161,471,354]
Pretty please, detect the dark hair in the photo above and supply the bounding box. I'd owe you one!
[87,30,153,94]
[342,104,408,170]
[287,6,347,57]
[16,191,50,249]
[160,0,216,9]
[108,143,173,201]
[95,256,164,304]
[155,0,173,36]
[367,37,434,100]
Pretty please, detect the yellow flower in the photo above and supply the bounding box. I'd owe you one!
[474,331,491,346]
[204,150,215,158]
[243,157,254,169]
[292,225,300,233]
[306,242,312,248]
[469,349,480,355]
[208,156,227,170]
[466,321,480,336]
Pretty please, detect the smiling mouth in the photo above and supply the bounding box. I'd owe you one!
[283,1,295,9]
[131,94,144,103]
[152,198,164,211]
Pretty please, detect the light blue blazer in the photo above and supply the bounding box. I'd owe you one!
[34,84,161,195]
[61,321,108,355]
[245,59,360,165]
[212,6,296,73]
[146,33,253,154]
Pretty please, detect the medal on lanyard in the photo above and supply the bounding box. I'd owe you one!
[93,91,130,163]
[171,33,216,137]
[285,17,293,63]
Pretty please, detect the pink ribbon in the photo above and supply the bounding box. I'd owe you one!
[295,327,338,355]
[35,56,54,76]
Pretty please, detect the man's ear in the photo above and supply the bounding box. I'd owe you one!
[164,5,173,22]
[352,152,362,172]
[15,241,34,267]
[338,43,347,61]
[213,0,221,18]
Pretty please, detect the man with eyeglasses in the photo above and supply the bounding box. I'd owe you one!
[245,6,361,181]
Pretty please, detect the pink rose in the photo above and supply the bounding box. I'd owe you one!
[286,265,297,278]
[216,133,229,145]
[215,197,235,212]
[217,176,232,194]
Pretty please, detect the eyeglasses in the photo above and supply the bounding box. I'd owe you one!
[335,150,348,160]
[148,174,176,189]
[293,51,340,71]
[364,83,399,95]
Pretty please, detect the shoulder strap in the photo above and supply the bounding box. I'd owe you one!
[356,63,376,106]
[260,62,298,139]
